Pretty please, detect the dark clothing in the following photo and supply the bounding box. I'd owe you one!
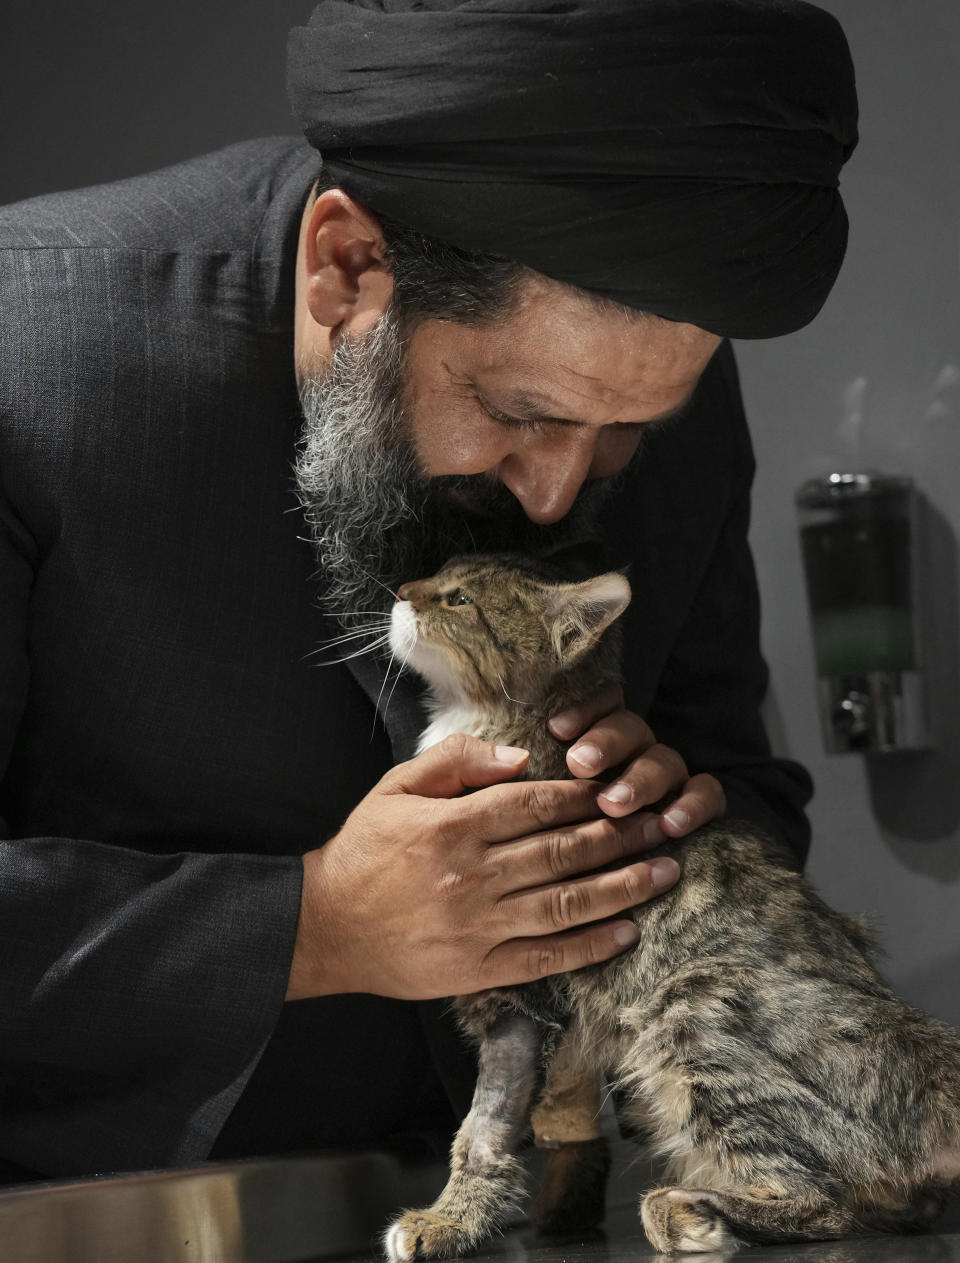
[0,137,811,1181]
[290,0,858,338]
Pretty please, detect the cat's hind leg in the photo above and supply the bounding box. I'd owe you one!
[530,1136,611,1235]
[384,1012,543,1261]
[640,1186,853,1254]
[528,1033,610,1234]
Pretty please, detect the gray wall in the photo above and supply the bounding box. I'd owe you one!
[1,0,314,204]
[734,0,960,1024]
[4,4,958,1020]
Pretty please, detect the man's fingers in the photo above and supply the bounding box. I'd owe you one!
[595,742,690,817]
[484,812,665,892]
[384,733,530,799]
[563,708,656,779]
[383,736,609,846]
[455,776,608,846]
[547,685,625,742]
[659,773,727,836]
[476,918,641,989]
[499,855,679,937]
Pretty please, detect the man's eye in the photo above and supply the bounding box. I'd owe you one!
[481,400,545,435]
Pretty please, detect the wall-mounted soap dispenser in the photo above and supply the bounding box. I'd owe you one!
[795,473,931,754]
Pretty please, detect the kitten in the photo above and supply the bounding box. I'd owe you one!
[383,554,960,1257]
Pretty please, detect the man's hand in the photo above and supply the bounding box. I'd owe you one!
[285,734,680,1002]
[548,686,726,845]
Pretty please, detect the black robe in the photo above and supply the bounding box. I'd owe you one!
[0,137,812,1182]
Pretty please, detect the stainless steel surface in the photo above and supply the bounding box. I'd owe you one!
[819,669,930,752]
[1,1138,957,1263]
[0,1150,446,1263]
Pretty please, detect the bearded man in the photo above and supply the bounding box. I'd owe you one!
[0,0,856,1184]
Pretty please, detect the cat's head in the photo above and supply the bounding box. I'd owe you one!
[389,553,630,705]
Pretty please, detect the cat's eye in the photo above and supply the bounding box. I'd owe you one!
[441,589,472,607]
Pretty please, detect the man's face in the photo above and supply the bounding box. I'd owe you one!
[295,272,720,621]
[402,273,721,526]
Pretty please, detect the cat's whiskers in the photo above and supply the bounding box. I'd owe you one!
[308,632,394,666]
[497,674,533,707]
[370,646,399,742]
[457,513,478,553]
[322,607,393,619]
[371,610,419,742]
[319,621,394,645]
[303,617,395,665]
[379,637,416,738]
[350,561,401,603]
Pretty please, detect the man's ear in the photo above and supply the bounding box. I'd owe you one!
[302,188,395,333]
[543,573,631,667]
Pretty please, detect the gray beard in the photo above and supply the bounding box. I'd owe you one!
[294,311,616,629]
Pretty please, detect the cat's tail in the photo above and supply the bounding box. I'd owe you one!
[640,1175,960,1255]
[640,1185,857,1253]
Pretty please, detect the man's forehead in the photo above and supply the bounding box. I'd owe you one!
[469,319,721,425]
[489,286,722,370]
[485,384,700,431]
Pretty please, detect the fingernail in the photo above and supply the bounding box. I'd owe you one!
[494,745,528,763]
[663,808,690,832]
[570,743,602,770]
[613,921,639,948]
[600,782,631,806]
[642,818,665,846]
[649,857,680,890]
[548,708,579,739]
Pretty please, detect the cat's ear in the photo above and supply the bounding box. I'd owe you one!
[544,573,631,666]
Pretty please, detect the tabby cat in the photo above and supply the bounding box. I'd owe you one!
[382,554,960,1257]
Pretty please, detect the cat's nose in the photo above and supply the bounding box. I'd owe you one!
[397,579,427,602]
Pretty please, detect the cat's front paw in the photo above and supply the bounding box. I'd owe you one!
[384,1209,477,1261]
[640,1188,737,1254]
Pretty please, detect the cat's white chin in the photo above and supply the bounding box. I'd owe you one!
[389,600,419,661]
[390,602,464,695]
[390,601,485,753]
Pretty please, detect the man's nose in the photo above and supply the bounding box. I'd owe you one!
[496,438,595,525]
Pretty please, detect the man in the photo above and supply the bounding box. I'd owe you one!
[0,0,856,1182]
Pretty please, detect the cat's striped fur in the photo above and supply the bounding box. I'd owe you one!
[384,554,960,1257]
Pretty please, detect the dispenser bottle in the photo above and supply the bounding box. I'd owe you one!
[795,473,930,753]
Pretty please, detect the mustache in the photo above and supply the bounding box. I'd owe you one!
[425,472,519,517]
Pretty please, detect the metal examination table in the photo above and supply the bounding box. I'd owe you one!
[1,1137,958,1263]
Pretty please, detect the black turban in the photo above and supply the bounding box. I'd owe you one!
[288,0,858,339]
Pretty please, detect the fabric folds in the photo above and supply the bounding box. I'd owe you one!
[288,0,858,338]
